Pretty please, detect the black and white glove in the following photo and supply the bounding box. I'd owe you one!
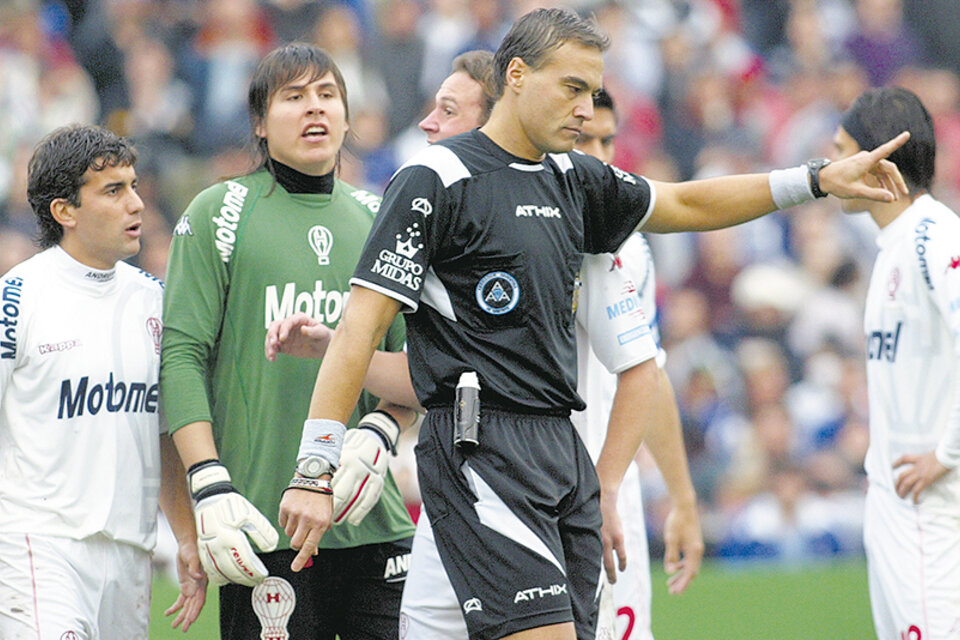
[188,460,279,587]
[331,411,401,526]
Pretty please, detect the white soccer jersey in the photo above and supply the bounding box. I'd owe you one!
[0,247,165,551]
[572,233,660,640]
[863,194,960,505]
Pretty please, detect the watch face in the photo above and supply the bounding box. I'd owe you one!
[299,457,329,478]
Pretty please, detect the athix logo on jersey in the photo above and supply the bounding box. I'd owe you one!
[213,180,249,263]
[514,584,568,603]
[411,197,432,216]
[867,321,903,362]
[515,204,561,219]
[58,373,159,419]
[252,577,296,640]
[888,267,901,300]
[1,276,23,360]
[476,271,520,315]
[173,214,193,236]
[264,280,348,329]
[146,317,163,355]
[463,598,483,614]
[383,552,411,582]
[308,225,334,265]
[915,218,935,291]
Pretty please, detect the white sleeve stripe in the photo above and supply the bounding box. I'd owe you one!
[636,176,656,230]
[348,278,419,313]
[548,153,574,173]
[391,145,471,187]
[420,267,457,321]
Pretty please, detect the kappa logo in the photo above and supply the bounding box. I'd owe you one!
[411,197,432,216]
[476,271,520,315]
[252,577,296,640]
[146,317,163,355]
[463,598,483,614]
[395,224,423,259]
[308,225,334,265]
[173,214,193,236]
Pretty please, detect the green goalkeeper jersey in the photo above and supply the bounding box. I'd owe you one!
[161,170,415,550]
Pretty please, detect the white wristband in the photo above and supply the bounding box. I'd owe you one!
[769,165,815,210]
[298,418,346,467]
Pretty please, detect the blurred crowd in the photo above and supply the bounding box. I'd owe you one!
[3,0,960,565]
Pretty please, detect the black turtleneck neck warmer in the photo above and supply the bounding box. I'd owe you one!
[271,159,335,194]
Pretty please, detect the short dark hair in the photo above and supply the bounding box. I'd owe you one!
[840,87,935,193]
[451,50,497,123]
[248,43,349,174]
[593,87,616,118]
[492,8,610,97]
[27,124,137,249]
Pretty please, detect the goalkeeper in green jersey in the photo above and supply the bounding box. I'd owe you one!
[160,43,417,640]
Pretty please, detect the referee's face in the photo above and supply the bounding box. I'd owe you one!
[516,41,603,155]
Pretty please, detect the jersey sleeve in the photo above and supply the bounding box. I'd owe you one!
[160,182,238,432]
[350,157,456,313]
[576,251,658,375]
[0,268,28,403]
[571,152,655,255]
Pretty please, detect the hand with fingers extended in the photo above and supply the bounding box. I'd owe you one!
[164,539,208,632]
[265,312,334,362]
[600,482,626,584]
[893,451,950,504]
[278,486,334,571]
[188,460,279,587]
[820,131,911,202]
[662,501,703,595]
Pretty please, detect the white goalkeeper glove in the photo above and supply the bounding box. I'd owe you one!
[188,460,279,587]
[332,410,401,526]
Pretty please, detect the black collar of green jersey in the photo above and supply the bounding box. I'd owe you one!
[270,159,335,194]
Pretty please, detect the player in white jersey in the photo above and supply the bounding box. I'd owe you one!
[0,125,206,639]
[833,88,960,639]
[571,89,702,640]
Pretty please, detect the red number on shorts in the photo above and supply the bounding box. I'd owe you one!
[617,606,636,640]
[901,625,922,640]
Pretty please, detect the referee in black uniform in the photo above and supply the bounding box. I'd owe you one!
[280,8,911,640]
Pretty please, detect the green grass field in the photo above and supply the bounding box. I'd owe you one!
[150,557,875,639]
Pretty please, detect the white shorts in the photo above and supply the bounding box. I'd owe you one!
[0,532,151,640]
[864,483,960,639]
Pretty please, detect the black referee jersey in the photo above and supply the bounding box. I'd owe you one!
[351,129,654,413]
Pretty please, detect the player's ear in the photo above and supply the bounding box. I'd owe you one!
[505,57,527,92]
[50,198,77,231]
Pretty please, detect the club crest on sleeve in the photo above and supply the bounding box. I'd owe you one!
[146,317,163,355]
[476,271,520,315]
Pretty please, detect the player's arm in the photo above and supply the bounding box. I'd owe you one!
[641,132,910,233]
[158,432,207,632]
[265,312,421,410]
[279,285,402,571]
[641,369,703,594]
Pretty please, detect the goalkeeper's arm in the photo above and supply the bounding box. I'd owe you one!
[173,421,279,586]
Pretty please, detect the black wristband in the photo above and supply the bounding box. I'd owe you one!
[806,158,831,199]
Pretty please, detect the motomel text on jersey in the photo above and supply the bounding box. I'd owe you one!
[867,321,903,362]
[914,217,935,291]
[1,276,24,359]
[213,181,249,263]
[58,373,159,419]
[264,280,349,328]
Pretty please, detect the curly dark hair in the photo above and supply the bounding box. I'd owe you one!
[27,124,137,249]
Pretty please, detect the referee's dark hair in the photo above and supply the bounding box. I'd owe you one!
[493,7,610,98]
[840,87,935,193]
[247,43,350,175]
[27,124,137,249]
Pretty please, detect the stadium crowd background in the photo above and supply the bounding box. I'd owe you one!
[3,0,960,565]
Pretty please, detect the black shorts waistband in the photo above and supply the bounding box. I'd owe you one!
[423,402,571,418]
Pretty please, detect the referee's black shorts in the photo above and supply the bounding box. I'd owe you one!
[403,407,602,640]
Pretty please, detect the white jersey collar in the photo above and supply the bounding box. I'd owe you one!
[51,245,119,292]
[875,194,932,250]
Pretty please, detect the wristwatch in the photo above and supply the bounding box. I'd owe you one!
[296,456,335,478]
[806,158,831,199]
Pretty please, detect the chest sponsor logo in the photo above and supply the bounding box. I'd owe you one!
[214,180,249,263]
[174,214,193,236]
[476,271,520,315]
[58,373,159,419]
[264,280,347,328]
[888,267,900,300]
[463,598,482,614]
[514,584,568,603]
[146,317,163,355]
[914,218,935,291]
[308,225,333,265]
[350,189,381,213]
[370,224,424,291]
[411,197,432,217]
[383,552,411,582]
[515,204,561,219]
[252,577,296,640]
[38,339,81,355]
[1,276,23,360]
[867,321,903,362]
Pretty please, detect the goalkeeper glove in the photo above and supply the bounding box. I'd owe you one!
[188,459,279,587]
[332,410,401,526]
